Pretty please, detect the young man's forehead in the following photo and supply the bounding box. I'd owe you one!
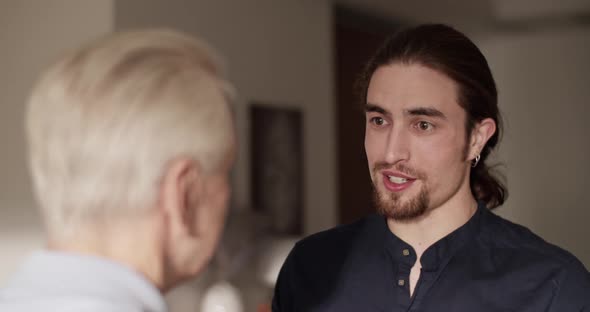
[367,64,462,108]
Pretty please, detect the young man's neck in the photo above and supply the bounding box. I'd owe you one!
[387,189,478,258]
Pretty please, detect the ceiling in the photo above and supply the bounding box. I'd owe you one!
[334,0,493,25]
[333,0,590,33]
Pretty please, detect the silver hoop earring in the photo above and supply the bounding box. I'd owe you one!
[472,154,481,168]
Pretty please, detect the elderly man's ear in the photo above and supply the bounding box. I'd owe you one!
[156,155,230,285]
[159,158,204,244]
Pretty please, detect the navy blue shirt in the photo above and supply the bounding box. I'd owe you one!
[272,203,590,311]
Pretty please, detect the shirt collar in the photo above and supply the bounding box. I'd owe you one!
[8,250,167,312]
[383,201,486,271]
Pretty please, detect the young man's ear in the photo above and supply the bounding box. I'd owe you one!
[469,118,496,160]
[158,157,203,240]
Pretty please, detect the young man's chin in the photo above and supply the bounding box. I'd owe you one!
[374,188,430,221]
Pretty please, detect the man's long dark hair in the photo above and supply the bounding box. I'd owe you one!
[357,24,507,209]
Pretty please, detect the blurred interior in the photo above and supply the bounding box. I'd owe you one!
[1,0,589,311]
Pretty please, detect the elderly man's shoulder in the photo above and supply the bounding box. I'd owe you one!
[0,298,146,312]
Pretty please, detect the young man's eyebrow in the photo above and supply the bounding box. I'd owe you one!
[365,104,446,120]
[405,107,447,119]
[365,103,389,115]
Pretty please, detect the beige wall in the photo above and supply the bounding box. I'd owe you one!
[481,26,590,266]
[114,0,337,235]
[0,0,114,283]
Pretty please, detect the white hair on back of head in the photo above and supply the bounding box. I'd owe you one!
[26,29,235,239]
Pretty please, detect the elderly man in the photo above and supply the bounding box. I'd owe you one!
[0,29,235,311]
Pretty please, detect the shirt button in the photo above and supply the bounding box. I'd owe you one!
[402,249,410,256]
[398,279,405,286]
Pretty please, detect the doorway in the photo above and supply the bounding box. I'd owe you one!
[334,6,401,224]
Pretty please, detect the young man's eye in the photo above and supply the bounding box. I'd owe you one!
[370,117,386,126]
[416,121,434,131]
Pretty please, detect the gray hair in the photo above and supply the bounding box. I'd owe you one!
[26,29,235,238]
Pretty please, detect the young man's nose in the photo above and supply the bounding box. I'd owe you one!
[383,127,410,164]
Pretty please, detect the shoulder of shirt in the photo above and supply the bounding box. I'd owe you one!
[295,213,382,249]
[480,209,588,271]
[279,214,384,287]
[285,213,384,267]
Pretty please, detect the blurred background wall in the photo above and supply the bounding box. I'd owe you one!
[1,0,589,310]
[482,26,590,269]
[0,0,114,282]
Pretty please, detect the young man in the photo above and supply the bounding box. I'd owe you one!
[0,29,235,311]
[272,24,589,311]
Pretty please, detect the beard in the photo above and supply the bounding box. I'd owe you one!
[373,185,430,221]
[372,162,430,221]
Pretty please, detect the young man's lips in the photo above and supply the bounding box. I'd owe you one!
[382,170,414,180]
[381,171,416,192]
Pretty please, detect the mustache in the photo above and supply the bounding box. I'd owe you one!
[373,162,425,180]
